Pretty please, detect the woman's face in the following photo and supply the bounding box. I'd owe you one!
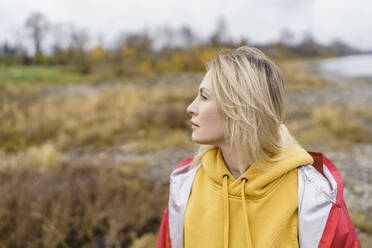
[186,70,225,145]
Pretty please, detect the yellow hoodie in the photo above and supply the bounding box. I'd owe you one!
[183,144,314,248]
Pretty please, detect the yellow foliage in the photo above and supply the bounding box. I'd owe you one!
[171,47,220,71]
[121,46,136,57]
[154,60,175,72]
[140,60,152,72]
[172,52,188,71]
[90,45,105,61]
[199,47,220,62]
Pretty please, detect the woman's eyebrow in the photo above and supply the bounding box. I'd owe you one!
[199,87,210,95]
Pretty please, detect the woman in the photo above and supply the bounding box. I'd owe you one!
[156,46,361,248]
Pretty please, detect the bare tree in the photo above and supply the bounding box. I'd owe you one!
[301,30,315,45]
[25,12,49,55]
[295,30,324,56]
[69,27,89,52]
[329,38,356,56]
[179,25,197,48]
[236,36,250,47]
[50,23,69,54]
[0,41,17,56]
[67,25,92,72]
[152,25,176,50]
[11,28,28,56]
[279,28,295,46]
[210,15,230,47]
[125,31,152,60]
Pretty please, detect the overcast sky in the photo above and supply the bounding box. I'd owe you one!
[1,0,371,51]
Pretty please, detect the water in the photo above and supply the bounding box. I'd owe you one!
[316,53,372,78]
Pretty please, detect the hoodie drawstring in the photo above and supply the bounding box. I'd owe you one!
[222,174,230,248]
[222,174,253,248]
[241,177,253,248]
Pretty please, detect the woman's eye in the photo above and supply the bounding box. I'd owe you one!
[200,94,207,100]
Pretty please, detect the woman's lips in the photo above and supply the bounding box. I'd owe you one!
[190,120,199,129]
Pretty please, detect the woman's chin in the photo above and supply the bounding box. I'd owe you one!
[191,136,210,145]
[191,133,224,146]
[191,135,203,144]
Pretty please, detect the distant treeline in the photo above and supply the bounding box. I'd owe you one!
[0,12,360,73]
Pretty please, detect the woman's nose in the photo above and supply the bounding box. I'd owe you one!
[187,101,197,116]
[186,104,193,115]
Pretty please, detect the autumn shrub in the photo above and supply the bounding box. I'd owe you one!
[0,161,168,247]
[311,104,372,143]
[277,59,330,91]
[0,84,194,153]
[171,46,219,72]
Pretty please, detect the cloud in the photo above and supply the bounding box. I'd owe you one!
[0,0,371,50]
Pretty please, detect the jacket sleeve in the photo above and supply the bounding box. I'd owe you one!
[320,199,362,248]
[330,200,362,248]
[156,156,194,248]
[156,206,171,248]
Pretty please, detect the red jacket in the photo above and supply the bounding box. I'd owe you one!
[156,151,361,248]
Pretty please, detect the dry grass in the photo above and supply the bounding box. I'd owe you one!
[0,159,167,247]
[135,127,192,152]
[311,104,372,143]
[350,212,372,234]
[277,59,331,92]
[0,84,195,153]
[130,233,158,248]
[1,58,370,247]
[287,104,372,148]
[352,106,372,122]
[0,58,333,154]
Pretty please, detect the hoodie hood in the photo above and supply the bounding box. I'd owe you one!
[202,143,314,199]
[200,143,314,248]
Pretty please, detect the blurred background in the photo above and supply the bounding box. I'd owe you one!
[0,0,371,247]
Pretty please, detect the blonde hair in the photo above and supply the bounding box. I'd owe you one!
[190,46,300,169]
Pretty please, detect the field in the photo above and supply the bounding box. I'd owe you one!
[1,58,371,247]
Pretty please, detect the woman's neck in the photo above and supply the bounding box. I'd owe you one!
[219,144,252,179]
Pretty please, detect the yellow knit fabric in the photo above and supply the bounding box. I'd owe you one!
[184,144,314,248]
